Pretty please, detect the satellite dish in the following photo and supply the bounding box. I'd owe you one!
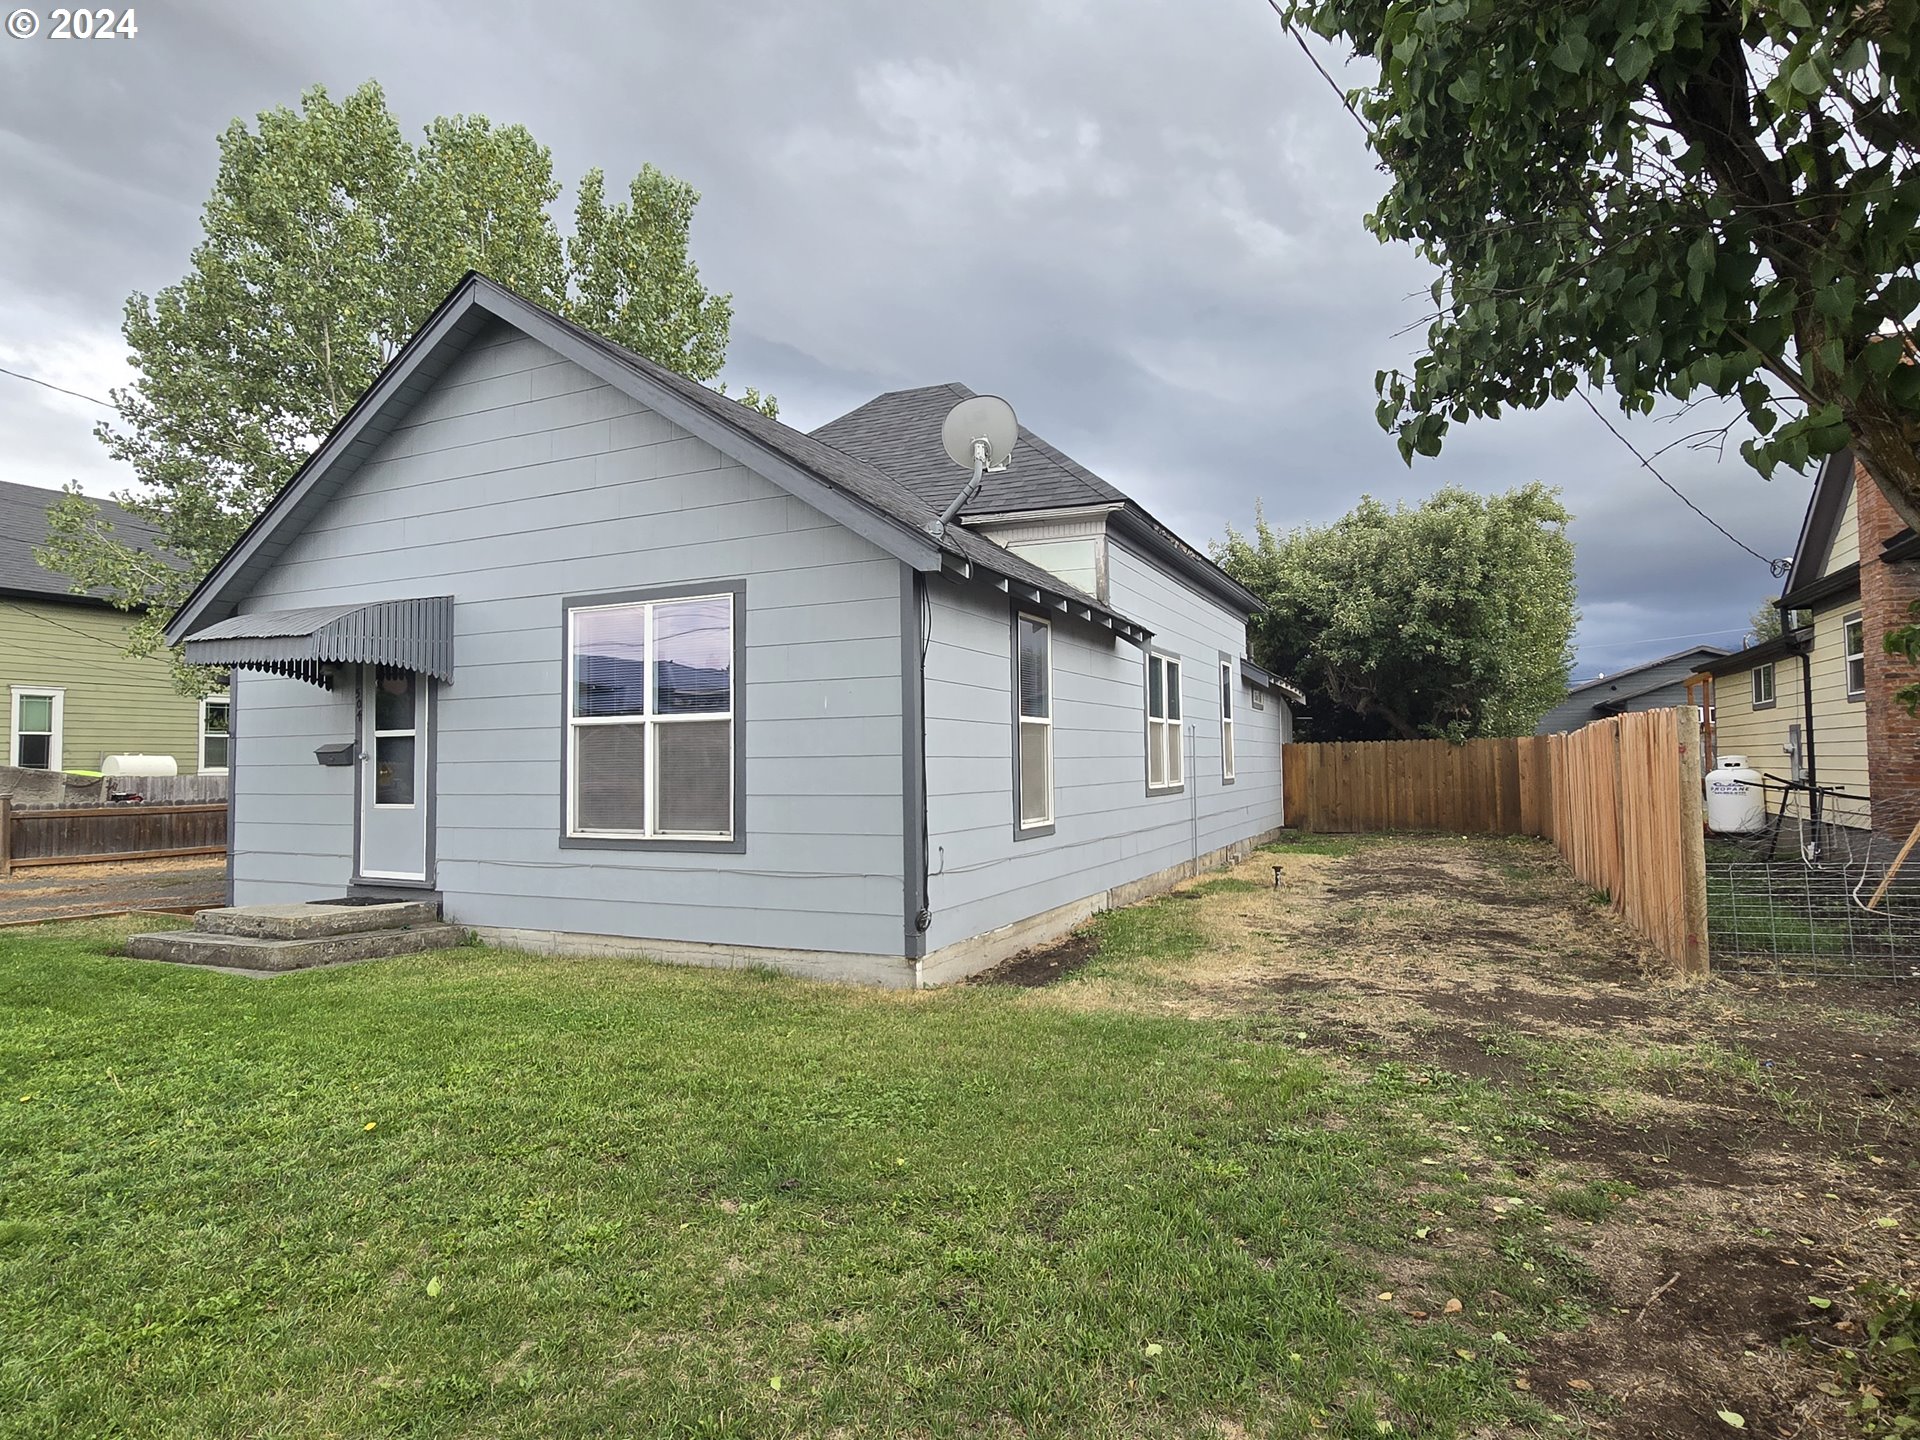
[941,395,1018,473]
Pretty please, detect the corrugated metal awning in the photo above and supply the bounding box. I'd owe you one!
[183,596,454,688]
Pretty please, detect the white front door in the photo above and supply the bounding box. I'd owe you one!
[357,665,431,883]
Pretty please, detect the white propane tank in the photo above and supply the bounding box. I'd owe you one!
[100,754,180,778]
[1705,755,1766,833]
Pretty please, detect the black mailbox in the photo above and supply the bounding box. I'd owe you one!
[314,742,355,767]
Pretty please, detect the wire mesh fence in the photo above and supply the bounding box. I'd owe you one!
[1706,845,1920,979]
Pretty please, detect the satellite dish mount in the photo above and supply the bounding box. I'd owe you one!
[930,395,1018,536]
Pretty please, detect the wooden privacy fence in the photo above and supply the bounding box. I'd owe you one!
[1283,708,1709,975]
[0,798,227,878]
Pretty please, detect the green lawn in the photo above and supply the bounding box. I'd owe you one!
[0,916,1554,1439]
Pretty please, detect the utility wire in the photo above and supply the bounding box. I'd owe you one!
[1262,0,1371,134]
[0,364,114,409]
[1575,389,1790,575]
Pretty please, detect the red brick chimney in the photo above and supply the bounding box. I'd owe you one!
[1855,459,1920,844]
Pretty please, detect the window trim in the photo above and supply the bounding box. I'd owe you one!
[559,583,747,853]
[199,693,231,776]
[1011,609,1055,840]
[9,686,63,772]
[1843,611,1866,701]
[1145,650,1184,795]
[1219,655,1236,784]
[1750,662,1776,710]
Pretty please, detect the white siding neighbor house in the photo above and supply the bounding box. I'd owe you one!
[166,275,1296,986]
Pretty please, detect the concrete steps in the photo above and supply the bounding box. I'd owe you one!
[126,898,463,973]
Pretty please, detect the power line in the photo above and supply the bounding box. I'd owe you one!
[0,364,115,409]
[1575,388,1790,575]
[1261,0,1370,134]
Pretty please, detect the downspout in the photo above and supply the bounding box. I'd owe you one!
[1798,641,1821,831]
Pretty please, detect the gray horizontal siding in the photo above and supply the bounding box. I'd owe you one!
[920,534,1287,952]
[228,324,906,955]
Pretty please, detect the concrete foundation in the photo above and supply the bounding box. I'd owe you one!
[470,826,1288,989]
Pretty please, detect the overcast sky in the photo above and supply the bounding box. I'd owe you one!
[0,1,1813,677]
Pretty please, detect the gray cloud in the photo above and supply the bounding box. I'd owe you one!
[0,0,1812,676]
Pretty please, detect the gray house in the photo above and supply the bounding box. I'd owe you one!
[1534,644,1730,736]
[166,274,1297,986]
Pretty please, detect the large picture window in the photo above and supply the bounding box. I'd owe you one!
[567,593,734,840]
[200,695,231,775]
[1015,614,1053,831]
[1220,660,1235,782]
[9,688,62,771]
[1147,653,1182,791]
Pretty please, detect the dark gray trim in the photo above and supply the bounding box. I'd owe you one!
[349,664,437,890]
[1010,604,1057,842]
[900,566,928,959]
[1144,647,1186,798]
[1218,651,1237,786]
[1779,560,1861,613]
[1107,508,1264,617]
[557,580,749,854]
[1780,449,1855,600]
[224,672,237,907]
[1696,627,1811,678]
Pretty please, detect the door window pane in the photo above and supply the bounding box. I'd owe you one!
[575,724,647,831]
[374,736,416,805]
[374,669,416,732]
[654,598,732,714]
[574,606,650,718]
[655,720,730,833]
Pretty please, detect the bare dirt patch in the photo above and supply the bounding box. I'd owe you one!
[0,855,225,925]
[1000,833,1920,1438]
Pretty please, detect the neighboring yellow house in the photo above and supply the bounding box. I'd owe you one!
[1692,449,1911,838]
[1,479,225,777]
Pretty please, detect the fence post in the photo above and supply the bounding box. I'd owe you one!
[1675,707,1710,978]
[0,795,10,881]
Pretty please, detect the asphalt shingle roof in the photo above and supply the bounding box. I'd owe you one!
[811,383,1128,518]
[0,478,162,604]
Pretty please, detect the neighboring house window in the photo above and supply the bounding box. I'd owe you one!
[1147,653,1182,790]
[1220,660,1236,782]
[567,593,734,840]
[200,695,231,775]
[1844,613,1865,699]
[1751,663,1775,709]
[9,688,62,771]
[1015,614,1053,831]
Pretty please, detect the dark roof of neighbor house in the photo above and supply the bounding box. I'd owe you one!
[170,274,1154,648]
[812,383,1263,616]
[0,478,162,605]
[1563,644,1731,699]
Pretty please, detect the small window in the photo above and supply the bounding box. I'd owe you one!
[567,593,734,840]
[9,688,62,771]
[1015,614,1053,831]
[1220,660,1236,783]
[371,670,417,807]
[199,695,231,775]
[1844,613,1865,699]
[1751,663,1775,709]
[1147,652,1183,791]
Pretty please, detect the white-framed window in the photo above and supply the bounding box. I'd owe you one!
[1015,613,1053,831]
[567,592,734,840]
[1844,613,1865,699]
[1751,663,1775,709]
[199,694,231,775]
[1220,660,1236,783]
[1147,652,1182,791]
[9,687,63,771]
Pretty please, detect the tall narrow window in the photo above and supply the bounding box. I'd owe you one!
[1147,653,1182,790]
[200,695,231,775]
[1015,614,1053,831]
[372,669,418,807]
[1751,663,1775,709]
[9,688,61,771]
[568,593,734,840]
[1220,660,1235,782]
[1844,614,1865,699]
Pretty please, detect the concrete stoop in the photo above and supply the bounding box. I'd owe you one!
[126,899,464,973]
